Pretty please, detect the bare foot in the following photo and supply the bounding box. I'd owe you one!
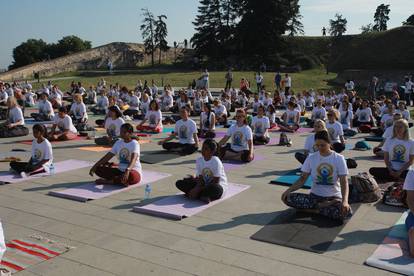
[409,227,414,257]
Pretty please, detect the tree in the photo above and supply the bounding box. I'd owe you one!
[154,15,169,64]
[360,23,374,34]
[286,0,304,36]
[373,4,390,31]
[9,39,48,69]
[140,8,156,66]
[403,14,414,26]
[47,36,91,59]
[329,13,347,36]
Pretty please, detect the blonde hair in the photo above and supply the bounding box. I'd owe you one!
[73,94,83,102]
[314,119,327,131]
[328,109,340,120]
[7,96,17,108]
[392,119,410,140]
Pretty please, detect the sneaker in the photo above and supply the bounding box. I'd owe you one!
[384,195,404,207]
[20,172,27,178]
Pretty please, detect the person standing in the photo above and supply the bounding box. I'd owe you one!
[404,76,413,106]
[225,69,233,90]
[274,72,282,91]
[202,69,209,89]
[284,73,292,95]
[255,72,264,92]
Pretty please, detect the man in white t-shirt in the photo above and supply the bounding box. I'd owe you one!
[49,107,78,141]
[255,72,263,92]
[284,74,292,94]
[345,80,355,91]
[404,77,413,106]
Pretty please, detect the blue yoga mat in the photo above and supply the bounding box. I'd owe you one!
[163,127,174,134]
[364,136,384,142]
[270,173,312,189]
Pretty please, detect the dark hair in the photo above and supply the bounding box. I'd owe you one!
[204,103,212,127]
[108,106,122,118]
[257,105,265,113]
[236,109,248,125]
[58,106,67,113]
[41,93,48,98]
[120,123,134,134]
[203,139,219,156]
[149,99,159,111]
[33,124,46,136]
[314,130,331,144]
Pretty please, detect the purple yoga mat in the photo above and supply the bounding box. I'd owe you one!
[222,154,265,171]
[296,128,313,134]
[133,183,250,220]
[0,160,92,183]
[48,171,171,202]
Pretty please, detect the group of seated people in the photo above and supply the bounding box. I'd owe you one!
[1,77,413,257]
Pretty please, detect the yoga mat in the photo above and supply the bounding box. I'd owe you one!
[365,136,384,142]
[250,204,360,254]
[222,154,265,171]
[133,183,250,220]
[76,146,111,152]
[0,159,92,184]
[48,170,171,202]
[296,128,313,134]
[255,137,279,147]
[19,135,87,145]
[345,144,353,150]
[140,150,183,164]
[365,212,414,276]
[269,125,281,132]
[25,118,54,125]
[0,235,72,274]
[270,169,312,189]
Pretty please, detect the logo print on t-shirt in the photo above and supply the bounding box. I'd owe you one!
[315,111,321,119]
[201,168,214,185]
[33,149,42,163]
[392,145,406,163]
[340,114,347,124]
[149,114,156,125]
[233,131,243,147]
[316,163,334,186]
[108,124,116,137]
[385,119,393,127]
[255,122,263,135]
[360,112,367,121]
[75,107,81,116]
[119,148,130,164]
[328,128,335,140]
[58,121,65,131]
[179,125,188,139]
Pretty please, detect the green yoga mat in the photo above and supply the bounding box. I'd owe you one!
[251,204,360,254]
[270,169,312,189]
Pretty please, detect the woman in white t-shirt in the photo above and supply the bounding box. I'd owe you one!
[176,139,228,203]
[403,170,414,256]
[250,94,262,115]
[89,123,141,186]
[295,119,327,164]
[213,99,227,125]
[49,106,78,141]
[123,90,140,118]
[218,109,254,163]
[69,94,88,125]
[137,92,151,120]
[137,100,163,133]
[31,93,54,121]
[199,103,216,138]
[158,107,199,155]
[310,99,327,122]
[95,106,125,146]
[0,96,28,138]
[354,99,374,127]
[369,119,414,183]
[279,102,300,133]
[339,100,355,136]
[326,109,346,153]
[282,130,351,221]
[91,91,109,115]
[252,105,270,145]
[10,124,53,177]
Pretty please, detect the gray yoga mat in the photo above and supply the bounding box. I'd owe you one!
[250,204,360,254]
[140,150,183,164]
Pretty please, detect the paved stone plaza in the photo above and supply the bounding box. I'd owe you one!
[0,111,405,275]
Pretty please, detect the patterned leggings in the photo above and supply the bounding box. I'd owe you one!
[287,193,351,221]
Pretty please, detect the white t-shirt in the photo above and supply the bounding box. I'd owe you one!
[196,156,228,193]
[266,112,276,125]
[214,105,227,117]
[0,90,8,102]
[285,110,299,125]
[304,133,318,153]
[105,117,125,137]
[403,169,414,190]
[252,116,270,137]
[345,81,355,91]
[97,96,109,109]
[405,81,413,94]
[312,107,326,120]
[285,77,292,87]
[145,110,162,128]
[31,139,53,172]
[255,75,263,84]
[355,108,372,122]
[70,102,88,119]
[201,112,215,131]
[339,109,353,130]
[252,101,262,113]
[383,138,414,171]
[302,151,348,198]
[381,113,395,129]
[128,95,140,110]
[382,125,393,140]
[9,107,24,125]
[175,119,197,144]
[110,139,142,174]
[53,114,77,133]
[226,124,253,152]
[396,109,410,120]
[140,99,151,115]
[38,100,54,116]
[326,121,344,143]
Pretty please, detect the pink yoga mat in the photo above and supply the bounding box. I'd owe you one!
[48,171,171,202]
[0,160,92,183]
[296,128,313,134]
[133,183,250,220]
[222,154,265,170]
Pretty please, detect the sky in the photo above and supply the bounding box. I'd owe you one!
[0,0,412,69]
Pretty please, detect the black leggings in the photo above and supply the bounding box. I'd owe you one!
[219,143,252,163]
[198,129,216,139]
[369,167,408,183]
[332,142,345,153]
[95,136,117,146]
[176,177,223,201]
[10,161,45,175]
[123,109,139,117]
[253,135,270,145]
[162,142,198,155]
[0,125,29,138]
[30,113,53,121]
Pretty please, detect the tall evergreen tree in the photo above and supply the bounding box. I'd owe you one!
[373,4,390,31]
[403,14,414,26]
[329,13,347,36]
[286,0,304,36]
[154,15,169,64]
[140,8,156,66]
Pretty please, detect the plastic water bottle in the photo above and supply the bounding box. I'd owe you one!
[144,184,152,199]
[49,163,55,176]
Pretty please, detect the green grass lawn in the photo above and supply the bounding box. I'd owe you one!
[32,68,337,92]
